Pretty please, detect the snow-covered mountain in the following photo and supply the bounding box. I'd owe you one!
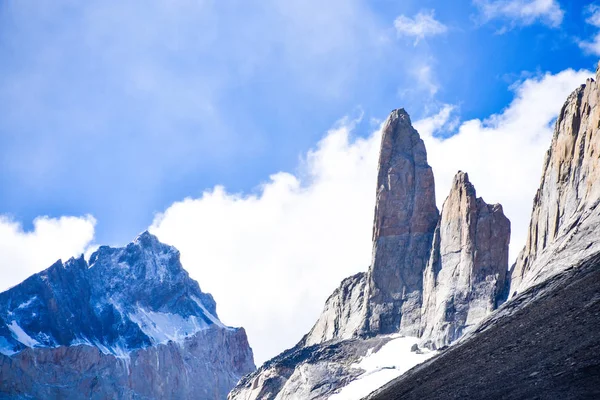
[0,231,255,399]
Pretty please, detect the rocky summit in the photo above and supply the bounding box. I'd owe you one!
[420,171,510,349]
[366,109,440,337]
[229,109,511,399]
[0,232,255,399]
[510,67,600,296]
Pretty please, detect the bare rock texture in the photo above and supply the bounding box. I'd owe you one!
[365,109,439,336]
[228,335,395,400]
[420,172,510,349]
[0,326,254,400]
[303,273,367,346]
[301,109,439,346]
[510,66,600,295]
[366,252,600,400]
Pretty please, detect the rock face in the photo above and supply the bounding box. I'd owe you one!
[303,109,439,346]
[367,252,600,400]
[510,67,600,295]
[0,232,255,399]
[366,109,439,336]
[302,273,367,346]
[228,335,398,400]
[420,172,510,349]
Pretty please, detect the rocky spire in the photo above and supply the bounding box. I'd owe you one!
[510,65,600,295]
[364,108,439,336]
[420,172,510,349]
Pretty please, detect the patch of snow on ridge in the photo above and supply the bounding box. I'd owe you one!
[7,321,39,348]
[192,296,229,329]
[16,296,37,310]
[128,308,209,344]
[329,336,437,400]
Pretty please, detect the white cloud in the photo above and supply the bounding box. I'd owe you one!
[474,0,564,28]
[150,67,590,365]
[579,5,600,56]
[417,68,592,263]
[0,215,96,292]
[150,118,380,364]
[394,10,447,44]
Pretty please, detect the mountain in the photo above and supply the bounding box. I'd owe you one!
[420,171,510,349]
[229,110,511,399]
[510,72,600,295]
[367,62,600,400]
[0,232,255,399]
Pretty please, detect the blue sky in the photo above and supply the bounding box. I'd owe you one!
[1,0,597,246]
[1,0,600,363]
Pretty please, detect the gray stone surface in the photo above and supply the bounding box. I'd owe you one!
[510,65,600,296]
[420,172,510,349]
[366,252,600,400]
[365,108,439,336]
[228,336,395,400]
[0,326,254,400]
[303,273,367,346]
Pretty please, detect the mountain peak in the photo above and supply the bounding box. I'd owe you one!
[510,71,600,294]
[421,171,510,348]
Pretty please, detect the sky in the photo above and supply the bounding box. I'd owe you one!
[0,0,599,364]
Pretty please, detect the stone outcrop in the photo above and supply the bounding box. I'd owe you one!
[302,273,367,346]
[0,232,255,399]
[510,66,600,295]
[228,335,397,400]
[366,252,600,400]
[299,109,440,346]
[0,326,253,400]
[365,109,439,336]
[420,172,510,349]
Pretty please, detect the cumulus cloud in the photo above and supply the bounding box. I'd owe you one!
[150,118,380,364]
[474,0,564,28]
[0,215,96,292]
[417,68,592,263]
[150,68,590,364]
[394,10,448,44]
[578,5,600,56]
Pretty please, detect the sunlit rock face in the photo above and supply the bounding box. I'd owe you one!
[365,108,440,337]
[0,232,255,399]
[230,109,512,400]
[510,66,600,296]
[420,171,510,349]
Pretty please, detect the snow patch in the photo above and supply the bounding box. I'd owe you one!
[7,321,40,348]
[192,297,229,329]
[128,308,209,344]
[16,296,37,310]
[329,336,437,400]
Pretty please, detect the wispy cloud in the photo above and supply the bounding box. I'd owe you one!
[394,10,447,44]
[474,0,564,29]
[578,5,600,55]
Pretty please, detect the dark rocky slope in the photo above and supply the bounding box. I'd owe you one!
[366,251,600,400]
